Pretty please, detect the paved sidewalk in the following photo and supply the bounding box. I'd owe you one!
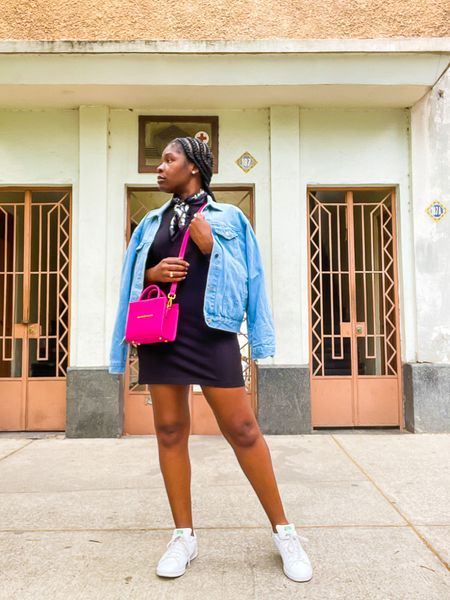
[0,432,449,600]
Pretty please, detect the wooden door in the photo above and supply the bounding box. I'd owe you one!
[308,188,402,427]
[0,189,71,431]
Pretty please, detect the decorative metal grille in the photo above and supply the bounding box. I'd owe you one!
[309,189,398,378]
[353,191,398,376]
[309,190,351,376]
[31,192,71,377]
[0,190,71,378]
[0,193,24,376]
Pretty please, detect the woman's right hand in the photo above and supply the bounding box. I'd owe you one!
[145,257,189,284]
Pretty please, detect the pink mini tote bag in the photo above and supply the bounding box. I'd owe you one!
[125,284,179,345]
[124,201,207,345]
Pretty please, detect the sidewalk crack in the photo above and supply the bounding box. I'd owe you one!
[0,440,36,463]
[330,434,450,573]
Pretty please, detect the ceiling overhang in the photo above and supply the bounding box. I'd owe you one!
[0,46,448,109]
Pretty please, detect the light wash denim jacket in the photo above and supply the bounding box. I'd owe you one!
[109,195,275,374]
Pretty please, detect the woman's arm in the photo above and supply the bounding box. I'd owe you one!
[244,219,276,359]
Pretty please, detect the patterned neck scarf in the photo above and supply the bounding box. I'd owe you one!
[169,189,206,240]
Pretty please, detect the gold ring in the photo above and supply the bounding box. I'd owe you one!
[169,271,173,278]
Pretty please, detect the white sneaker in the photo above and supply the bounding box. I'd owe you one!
[156,528,198,578]
[272,523,313,582]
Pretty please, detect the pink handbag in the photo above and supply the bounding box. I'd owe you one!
[124,202,207,345]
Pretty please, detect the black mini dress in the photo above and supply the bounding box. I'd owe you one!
[137,198,245,388]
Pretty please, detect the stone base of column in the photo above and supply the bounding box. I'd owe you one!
[403,363,450,433]
[66,367,123,438]
[256,365,311,434]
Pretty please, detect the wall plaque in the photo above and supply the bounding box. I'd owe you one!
[426,200,448,222]
[139,116,219,173]
[236,152,257,173]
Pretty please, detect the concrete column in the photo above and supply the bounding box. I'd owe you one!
[259,106,310,433]
[67,105,123,437]
[269,106,303,364]
[410,69,450,364]
[75,105,109,366]
[407,67,450,432]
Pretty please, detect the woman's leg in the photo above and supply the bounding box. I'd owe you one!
[201,385,289,531]
[150,384,193,530]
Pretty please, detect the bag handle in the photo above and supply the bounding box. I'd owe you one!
[138,284,166,302]
[167,201,208,305]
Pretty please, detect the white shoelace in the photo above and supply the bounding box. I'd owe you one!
[163,535,192,565]
[281,533,310,565]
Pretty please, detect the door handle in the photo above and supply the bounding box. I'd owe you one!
[27,323,41,338]
[356,323,366,336]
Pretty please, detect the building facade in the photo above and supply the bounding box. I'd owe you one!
[0,2,449,435]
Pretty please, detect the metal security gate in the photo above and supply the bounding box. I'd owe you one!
[308,188,402,427]
[124,187,255,435]
[0,189,71,431]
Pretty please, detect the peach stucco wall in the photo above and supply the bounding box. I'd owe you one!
[1,0,449,41]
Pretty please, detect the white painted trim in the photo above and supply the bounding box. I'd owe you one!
[1,38,450,55]
[269,107,302,364]
[74,105,110,367]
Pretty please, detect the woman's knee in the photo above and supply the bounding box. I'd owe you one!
[224,417,261,448]
[155,421,189,448]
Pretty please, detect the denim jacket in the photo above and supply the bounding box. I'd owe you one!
[109,195,275,374]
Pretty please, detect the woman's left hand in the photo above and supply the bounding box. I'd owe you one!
[188,213,214,254]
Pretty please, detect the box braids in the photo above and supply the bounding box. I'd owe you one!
[172,136,216,201]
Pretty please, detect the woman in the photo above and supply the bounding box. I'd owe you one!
[109,137,312,583]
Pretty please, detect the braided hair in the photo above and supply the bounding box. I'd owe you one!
[171,136,216,201]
